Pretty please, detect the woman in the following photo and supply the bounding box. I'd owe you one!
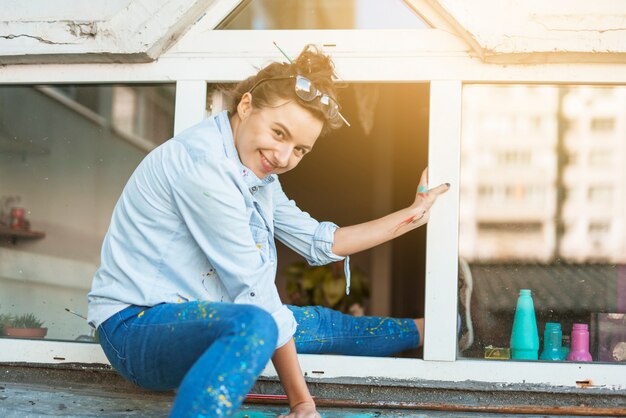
[88,45,449,418]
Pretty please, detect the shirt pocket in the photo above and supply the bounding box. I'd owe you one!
[250,223,271,263]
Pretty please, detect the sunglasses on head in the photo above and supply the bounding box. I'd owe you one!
[248,75,350,126]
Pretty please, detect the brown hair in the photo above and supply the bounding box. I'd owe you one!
[225,44,343,136]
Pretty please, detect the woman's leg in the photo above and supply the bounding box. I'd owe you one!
[99,301,278,418]
[288,305,420,356]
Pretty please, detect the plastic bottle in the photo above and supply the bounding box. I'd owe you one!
[561,334,571,359]
[566,323,592,362]
[540,322,565,361]
[510,289,539,360]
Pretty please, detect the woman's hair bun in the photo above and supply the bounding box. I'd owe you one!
[292,44,336,82]
[226,43,343,136]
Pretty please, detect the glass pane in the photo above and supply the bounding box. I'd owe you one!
[0,84,175,342]
[218,0,429,29]
[458,85,626,364]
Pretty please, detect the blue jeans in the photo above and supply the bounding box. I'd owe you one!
[98,302,419,417]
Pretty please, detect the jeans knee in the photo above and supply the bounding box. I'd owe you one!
[317,305,345,328]
[231,305,278,348]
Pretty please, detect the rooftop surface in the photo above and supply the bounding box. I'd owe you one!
[1,364,625,418]
[0,381,600,418]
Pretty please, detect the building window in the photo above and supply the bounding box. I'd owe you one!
[496,150,532,166]
[588,186,613,203]
[591,117,615,132]
[477,222,543,233]
[588,222,610,235]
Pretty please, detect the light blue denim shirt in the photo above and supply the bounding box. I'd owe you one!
[88,111,349,348]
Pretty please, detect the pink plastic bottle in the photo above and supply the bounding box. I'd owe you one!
[566,323,592,362]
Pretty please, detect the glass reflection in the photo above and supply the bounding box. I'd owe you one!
[0,84,174,342]
[218,0,429,30]
[459,85,626,363]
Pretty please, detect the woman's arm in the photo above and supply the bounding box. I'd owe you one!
[273,339,320,418]
[332,167,449,257]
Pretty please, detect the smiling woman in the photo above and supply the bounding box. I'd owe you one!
[87,44,448,418]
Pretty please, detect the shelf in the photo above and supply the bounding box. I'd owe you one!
[0,226,45,244]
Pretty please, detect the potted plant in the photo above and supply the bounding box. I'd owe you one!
[0,313,11,336]
[285,260,370,315]
[2,313,47,339]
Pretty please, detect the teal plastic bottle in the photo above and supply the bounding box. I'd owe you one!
[540,322,565,360]
[510,289,539,360]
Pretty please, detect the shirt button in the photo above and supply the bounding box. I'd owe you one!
[250,292,256,297]
[250,186,258,193]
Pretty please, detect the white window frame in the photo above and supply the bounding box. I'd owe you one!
[0,29,624,389]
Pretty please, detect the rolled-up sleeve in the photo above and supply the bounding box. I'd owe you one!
[272,178,351,294]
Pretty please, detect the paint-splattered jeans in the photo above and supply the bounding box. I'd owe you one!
[290,305,419,356]
[98,302,419,418]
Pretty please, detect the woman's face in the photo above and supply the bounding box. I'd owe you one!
[233,93,323,179]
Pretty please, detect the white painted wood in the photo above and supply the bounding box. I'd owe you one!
[1,30,625,83]
[182,0,243,33]
[166,28,468,56]
[282,354,626,389]
[3,1,625,65]
[0,0,216,64]
[1,0,130,21]
[437,0,626,58]
[174,80,207,134]
[423,81,462,361]
[0,340,108,364]
[405,0,484,60]
[3,340,623,390]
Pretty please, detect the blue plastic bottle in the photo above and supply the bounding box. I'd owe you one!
[540,322,565,361]
[510,289,539,360]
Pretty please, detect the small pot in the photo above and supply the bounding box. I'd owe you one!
[4,327,48,339]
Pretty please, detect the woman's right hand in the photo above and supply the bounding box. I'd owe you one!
[278,400,321,418]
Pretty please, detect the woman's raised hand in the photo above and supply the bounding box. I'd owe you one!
[410,167,450,225]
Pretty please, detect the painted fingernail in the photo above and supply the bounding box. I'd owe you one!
[418,185,428,193]
[445,183,450,187]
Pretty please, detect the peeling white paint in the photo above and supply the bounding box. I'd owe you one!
[0,0,222,64]
[437,0,626,62]
[1,0,625,65]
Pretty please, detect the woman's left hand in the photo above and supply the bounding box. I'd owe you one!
[278,400,321,418]
[410,167,450,225]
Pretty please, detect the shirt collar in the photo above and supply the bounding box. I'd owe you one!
[216,110,277,188]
